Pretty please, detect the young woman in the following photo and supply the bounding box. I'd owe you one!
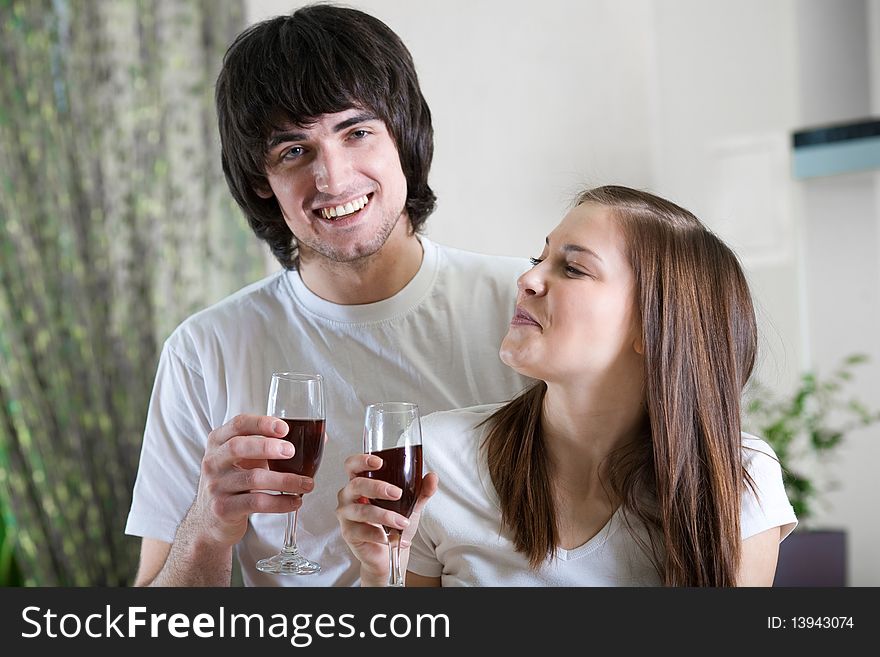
[336,185,797,586]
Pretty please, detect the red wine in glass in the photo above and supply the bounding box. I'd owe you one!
[363,401,422,587]
[366,444,423,534]
[269,418,325,477]
[256,372,324,576]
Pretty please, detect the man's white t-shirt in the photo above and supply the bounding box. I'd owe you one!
[408,404,799,586]
[125,239,530,586]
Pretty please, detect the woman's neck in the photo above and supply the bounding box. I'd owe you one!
[540,371,645,497]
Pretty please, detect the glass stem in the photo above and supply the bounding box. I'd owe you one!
[283,495,301,552]
[388,531,404,587]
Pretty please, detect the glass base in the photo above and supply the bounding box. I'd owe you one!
[256,547,321,575]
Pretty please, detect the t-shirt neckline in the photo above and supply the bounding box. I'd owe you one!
[285,237,438,324]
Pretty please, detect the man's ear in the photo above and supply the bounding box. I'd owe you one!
[254,181,274,199]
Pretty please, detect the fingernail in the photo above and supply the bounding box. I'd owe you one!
[368,455,382,468]
[386,485,401,499]
[279,442,294,457]
[302,478,314,491]
[399,518,410,528]
[273,420,285,434]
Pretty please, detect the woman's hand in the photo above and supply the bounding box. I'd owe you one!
[336,453,438,586]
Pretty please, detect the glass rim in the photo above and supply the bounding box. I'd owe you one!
[365,401,419,413]
[272,372,323,382]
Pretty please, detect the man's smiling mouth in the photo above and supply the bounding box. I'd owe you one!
[317,194,371,220]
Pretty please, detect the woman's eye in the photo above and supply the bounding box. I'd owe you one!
[528,257,543,266]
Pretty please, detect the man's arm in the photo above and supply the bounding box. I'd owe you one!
[133,414,313,586]
[134,538,172,586]
[133,526,233,587]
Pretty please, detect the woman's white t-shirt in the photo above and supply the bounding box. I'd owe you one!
[408,404,798,586]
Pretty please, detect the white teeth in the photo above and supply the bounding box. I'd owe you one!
[320,194,369,220]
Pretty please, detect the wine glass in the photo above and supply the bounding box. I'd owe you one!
[363,402,424,587]
[256,372,325,575]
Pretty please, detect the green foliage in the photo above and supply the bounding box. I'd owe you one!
[0,0,257,585]
[744,354,880,524]
[1,493,23,586]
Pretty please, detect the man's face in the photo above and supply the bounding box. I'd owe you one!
[260,108,409,264]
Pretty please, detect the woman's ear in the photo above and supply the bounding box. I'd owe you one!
[632,334,645,355]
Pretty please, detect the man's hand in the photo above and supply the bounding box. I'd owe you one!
[192,413,315,547]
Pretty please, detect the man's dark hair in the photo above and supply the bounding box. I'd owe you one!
[215,4,436,269]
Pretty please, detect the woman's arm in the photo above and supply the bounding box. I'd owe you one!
[406,572,441,587]
[737,526,782,586]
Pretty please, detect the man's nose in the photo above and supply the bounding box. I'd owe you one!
[312,148,353,195]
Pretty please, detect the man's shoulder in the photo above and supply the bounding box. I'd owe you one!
[167,271,288,345]
[433,240,528,275]
[422,403,504,435]
[420,404,504,472]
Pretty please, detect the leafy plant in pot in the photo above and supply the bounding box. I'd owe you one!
[743,353,880,586]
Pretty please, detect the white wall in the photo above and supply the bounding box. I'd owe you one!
[648,0,803,389]
[247,0,655,258]
[246,0,879,584]
[794,0,880,586]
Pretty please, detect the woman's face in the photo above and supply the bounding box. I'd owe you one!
[500,202,641,384]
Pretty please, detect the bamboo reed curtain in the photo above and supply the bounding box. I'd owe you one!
[0,0,261,585]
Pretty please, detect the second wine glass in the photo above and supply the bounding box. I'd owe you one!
[256,372,325,575]
[363,402,424,587]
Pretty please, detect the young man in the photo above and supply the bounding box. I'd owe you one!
[125,4,529,586]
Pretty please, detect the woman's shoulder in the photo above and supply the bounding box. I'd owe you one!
[740,431,781,463]
[739,432,799,539]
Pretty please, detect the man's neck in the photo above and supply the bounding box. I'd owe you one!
[297,226,424,305]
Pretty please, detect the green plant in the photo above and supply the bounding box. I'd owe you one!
[743,353,880,524]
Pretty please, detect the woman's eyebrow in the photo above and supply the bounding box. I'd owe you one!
[561,243,604,263]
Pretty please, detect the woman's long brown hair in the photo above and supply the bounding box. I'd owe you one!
[483,185,757,586]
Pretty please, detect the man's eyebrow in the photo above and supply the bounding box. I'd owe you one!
[267,130,307,149]
[267,112,379,149]
[333,111,378,132]
[545,237,604,263]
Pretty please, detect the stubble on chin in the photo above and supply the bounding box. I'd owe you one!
[296,208,405,266]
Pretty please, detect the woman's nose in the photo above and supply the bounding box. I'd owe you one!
[517,267,544,296]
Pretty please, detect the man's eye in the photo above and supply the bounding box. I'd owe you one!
[350,129,370,139]
[282,146,305,160]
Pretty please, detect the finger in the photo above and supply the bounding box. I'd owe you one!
[338,497,410,532]
[209,414,288,448]
[401,473,439,544]
[339,476,401,503]
[214,490,303,519]
[220,434,295,465]
[412,472,439,512]
[340,521,392,547]
[344,453,382,479]
[227,468,315,496]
